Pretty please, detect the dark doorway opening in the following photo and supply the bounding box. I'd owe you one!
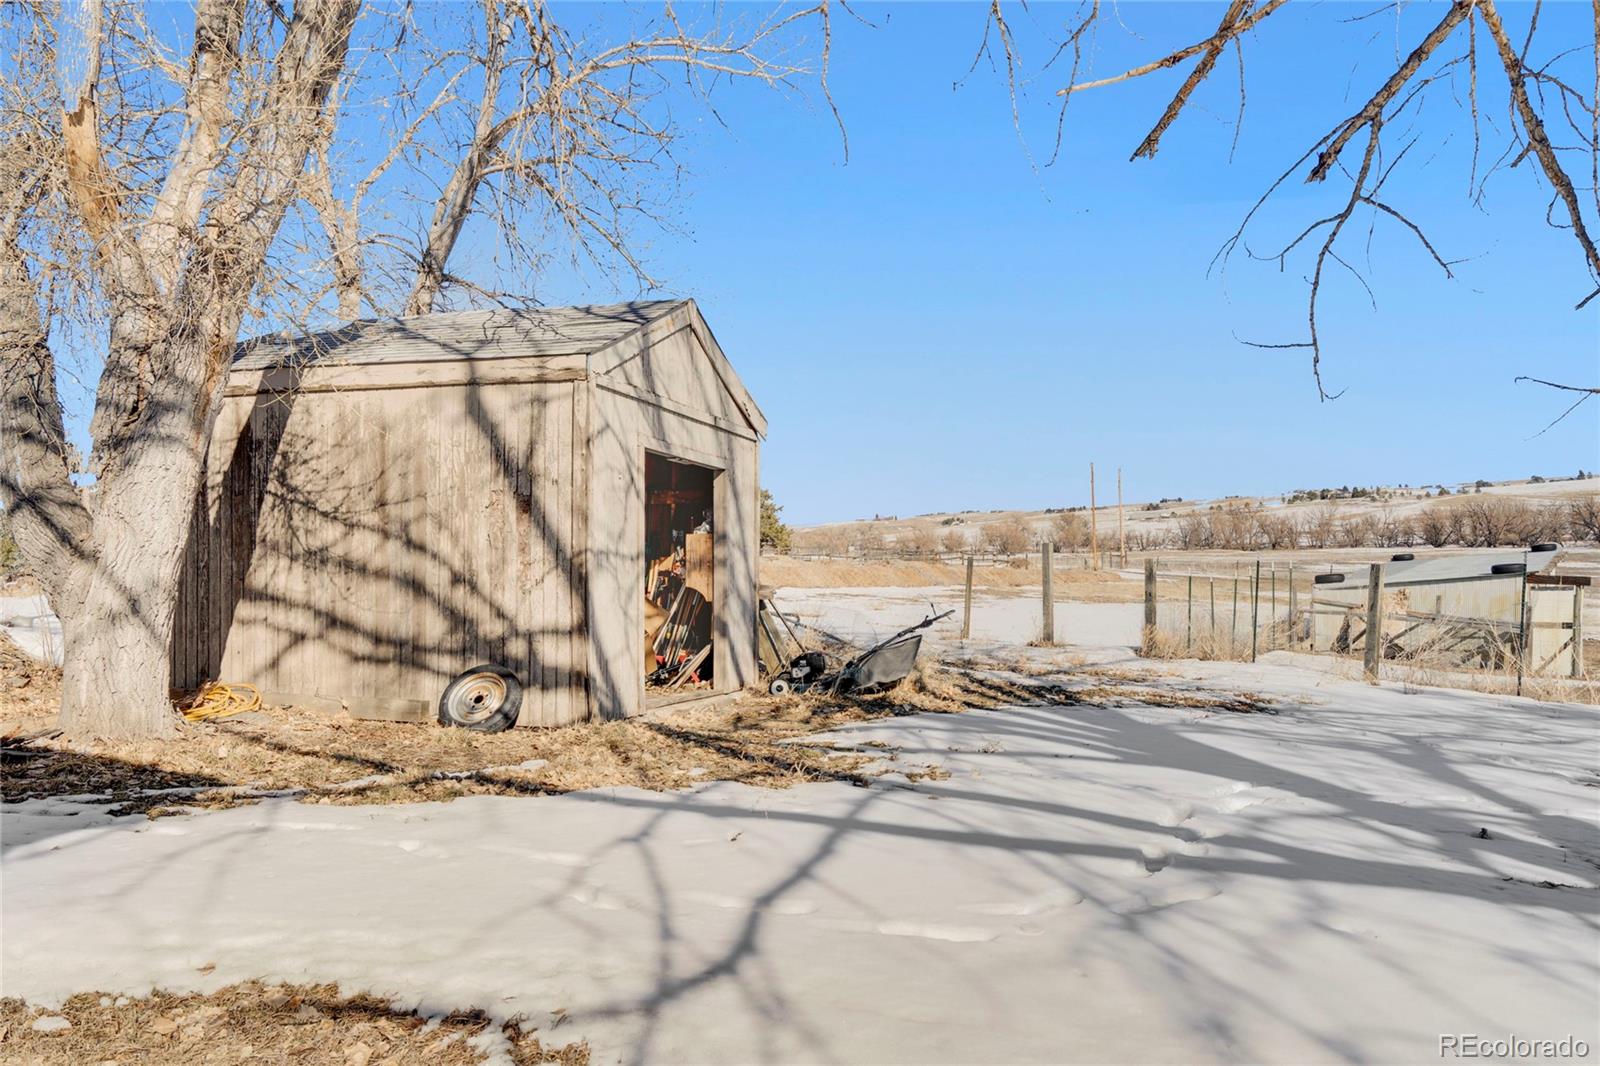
[644,453,715,696]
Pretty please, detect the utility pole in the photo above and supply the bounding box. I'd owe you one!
[1117,467,1127,568]
[1089,462,1099,571]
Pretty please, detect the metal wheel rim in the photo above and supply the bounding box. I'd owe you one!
[448,672,508,723]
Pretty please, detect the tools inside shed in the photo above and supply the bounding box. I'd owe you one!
[644,454,715,691]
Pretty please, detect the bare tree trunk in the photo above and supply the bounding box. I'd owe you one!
[58,310,231,734]
[35,0,360,736]
[0,237,94,620]
[58,473,198,737]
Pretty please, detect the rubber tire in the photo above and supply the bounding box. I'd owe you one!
[1529,542,1560,553]
[438,664,521,732]
[768,677,793,696]
[1490,562,1526,575]
[1390,553,1415,562]
[1314,573,1346,585]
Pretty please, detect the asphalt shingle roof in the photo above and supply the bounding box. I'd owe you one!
[234,300,684,370]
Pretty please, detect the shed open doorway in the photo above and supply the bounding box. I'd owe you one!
[644,452,716,700]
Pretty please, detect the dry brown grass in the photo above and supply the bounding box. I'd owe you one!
[1140,624,1296,664]
[0,637,1009,813]
[0,981,587,1065]
[1,630,1282,814]
[1140,622,1600,705]
[761,556,1034,589]
[760,556,1160,604]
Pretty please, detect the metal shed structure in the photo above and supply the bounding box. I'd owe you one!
[170,299,764,726]
[1309,548,1583,676]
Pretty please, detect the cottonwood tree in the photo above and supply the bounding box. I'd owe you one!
[307,0,840,318]
[0,0,839,739]
[1,1,360,737]
[985,1,1598,405]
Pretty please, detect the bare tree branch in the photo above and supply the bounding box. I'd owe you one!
[1131,0,1250,161]
[1308,0,1472,183]
[1479,0,1600,285]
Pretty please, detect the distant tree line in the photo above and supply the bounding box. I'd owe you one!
[782,495,1600,558]
[1163,497,1599,551]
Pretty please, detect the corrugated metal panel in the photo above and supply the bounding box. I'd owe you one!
[234,300,684,371]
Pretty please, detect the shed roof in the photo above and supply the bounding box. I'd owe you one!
[234,300,684,370]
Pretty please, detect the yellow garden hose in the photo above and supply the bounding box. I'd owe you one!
[181,681,262,722]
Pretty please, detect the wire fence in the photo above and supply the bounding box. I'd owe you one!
[1135,557,1590,696]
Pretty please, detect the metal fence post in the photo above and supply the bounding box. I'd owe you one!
[1231,569,1241,655]
[1186,574,1194,652]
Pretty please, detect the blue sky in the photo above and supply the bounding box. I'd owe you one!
[63,2,1600,524]
[524,2,1598,524]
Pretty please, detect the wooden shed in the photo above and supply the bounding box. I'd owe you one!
[171,299,765,726]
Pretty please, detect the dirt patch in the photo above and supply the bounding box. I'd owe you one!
[0,630,60,723]
[0,981,586,1065]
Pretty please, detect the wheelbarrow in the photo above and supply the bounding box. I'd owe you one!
[768,608,952,696]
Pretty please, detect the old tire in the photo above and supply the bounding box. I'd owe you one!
[1530,542,1560,552]
[768,677,793,696]
[438,664,521,732]
[1390,553,1415,562]
[1314,573,1346,585]
[1490,562,1526,575]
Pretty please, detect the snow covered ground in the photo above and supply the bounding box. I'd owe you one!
[4,594,1598,1063]
[0,593,63,664]
[773,584,1145,650]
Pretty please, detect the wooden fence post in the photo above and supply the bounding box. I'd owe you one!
[1041,543,1055,645]
[1270,566,1277,646]
[1573,586,1585,679]
[1142,558,1157,653]
[1209,578,1217,649]
[1287,563,1298,646]
[1517,577,1531,696]
[1251,559,1262,662]
[1364,563,1385,681]
[1117,467,1127,568]
[1089,463,1099,570]
[962,554,974,640]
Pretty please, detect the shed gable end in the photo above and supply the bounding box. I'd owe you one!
[591,302,766,438]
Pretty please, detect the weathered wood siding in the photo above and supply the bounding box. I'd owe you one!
[174,298,760,727]
[172,373,591,726]
[588,317,760,720]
